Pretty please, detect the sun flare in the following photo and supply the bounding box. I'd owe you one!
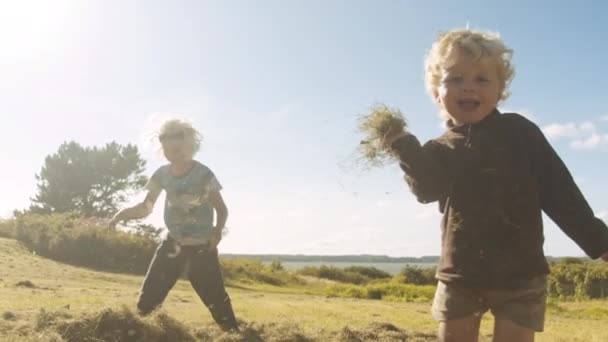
[0,0,76,60]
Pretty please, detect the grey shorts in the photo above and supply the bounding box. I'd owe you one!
[431,275,547,332]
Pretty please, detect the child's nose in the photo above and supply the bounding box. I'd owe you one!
[462,80,476,92]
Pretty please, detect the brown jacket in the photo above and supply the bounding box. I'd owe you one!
[391,109,608,289]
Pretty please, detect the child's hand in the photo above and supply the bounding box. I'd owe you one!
[357,103,408,167]
[600,252,608,262]
[167,242,181,258]
[381,126,409,151]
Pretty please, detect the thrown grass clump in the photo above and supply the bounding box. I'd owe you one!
[358,103,407,168]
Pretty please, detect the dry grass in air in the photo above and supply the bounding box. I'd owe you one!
[357,103,407,168]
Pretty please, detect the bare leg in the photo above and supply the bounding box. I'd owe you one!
[438,314,482,342]
[493,317,534,342]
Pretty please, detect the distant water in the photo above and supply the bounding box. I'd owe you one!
[267,261,436,275]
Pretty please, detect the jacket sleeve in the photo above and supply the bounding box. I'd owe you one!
[390,133,450,204]
[528,120,608,259]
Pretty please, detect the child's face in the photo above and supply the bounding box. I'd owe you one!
[159,131,189,163]
[162,142,187,163]
[435,55,502,124]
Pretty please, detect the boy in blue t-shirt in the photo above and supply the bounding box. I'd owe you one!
[110,118,238,331]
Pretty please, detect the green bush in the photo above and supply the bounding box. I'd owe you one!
[343,266,391,280]
[326,284,367,299]
[0,218,15,238]
[548,261,608,299]
[269,259,284,271]
[326,281,435,302]
[314,260,608,301]
[220,258,303,286]
[6,213,306,286]
[10,211,608,299]
[11,212,156,274]
[397,266,437,285]
[298,265,390,285]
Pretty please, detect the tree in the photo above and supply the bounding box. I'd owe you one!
[269,259,284,272]
[30,141,148,217]
[131,223,164,241]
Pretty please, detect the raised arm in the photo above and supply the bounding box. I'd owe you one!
[389,132,451,204]
[109,189,162,229]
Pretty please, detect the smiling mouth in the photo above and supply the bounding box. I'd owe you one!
[457,99,480,111]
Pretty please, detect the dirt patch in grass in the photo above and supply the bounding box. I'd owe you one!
[15,280,36,288]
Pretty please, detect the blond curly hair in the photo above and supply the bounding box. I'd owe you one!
[157,118,202,159]
[424,28,515,104]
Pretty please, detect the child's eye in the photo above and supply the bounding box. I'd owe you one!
[445,76,463,83]
[476,76,489,83]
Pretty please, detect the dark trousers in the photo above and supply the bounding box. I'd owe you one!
[137,239,238,329]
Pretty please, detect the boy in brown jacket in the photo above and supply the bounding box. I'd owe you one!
[384,28,608,342]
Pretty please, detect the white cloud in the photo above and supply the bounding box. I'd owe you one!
[570,133,608,150]
[542,122,595,140]
[600,115,608,122]
[542,119,608,151]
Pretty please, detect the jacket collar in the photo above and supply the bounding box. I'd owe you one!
[446,108,501,133]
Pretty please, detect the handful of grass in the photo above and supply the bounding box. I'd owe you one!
[357,103,407,167]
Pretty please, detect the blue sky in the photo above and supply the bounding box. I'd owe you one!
[1,0,607,257]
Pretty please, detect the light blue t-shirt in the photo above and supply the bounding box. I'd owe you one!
[146,161,222,245]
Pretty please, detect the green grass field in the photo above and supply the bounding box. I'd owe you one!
[1,237,608,341]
